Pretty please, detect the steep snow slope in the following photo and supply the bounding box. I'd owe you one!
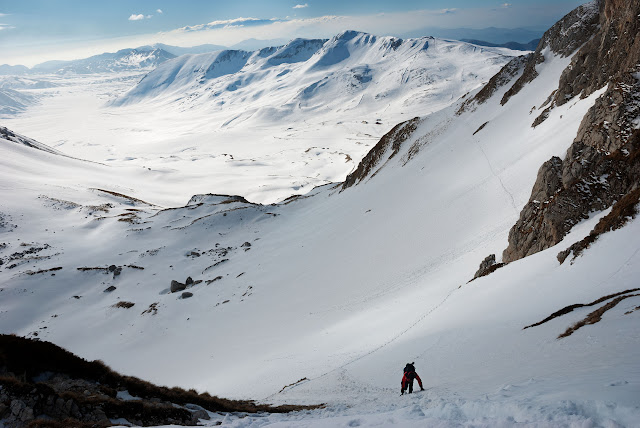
[1,10,638,427]
[4,33,516,205]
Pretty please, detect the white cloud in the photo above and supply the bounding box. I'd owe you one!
[129,14,153,21]
[0,23,14,31]
[502,3,512,8]
[293,4,309,9]
[157,9,163,14]
[177,17,276,32]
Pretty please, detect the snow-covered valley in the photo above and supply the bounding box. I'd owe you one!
[1,1,640,426]
[2,32,516,205]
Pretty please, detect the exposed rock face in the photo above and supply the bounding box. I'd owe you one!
[342,117,420,190]
[500,1,600,107]
[470,254,506,281]
[555,0,640,107]
[457,54,530,114]
[503,0,640,263]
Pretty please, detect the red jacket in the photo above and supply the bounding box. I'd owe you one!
[401,371,423,389]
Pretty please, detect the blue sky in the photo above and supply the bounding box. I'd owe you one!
[0,0,589,66]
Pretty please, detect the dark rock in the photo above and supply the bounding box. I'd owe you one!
[458,55,530,114]
[185,276,194,285]
[170,280,186,293]
[191,408,210,422]
[342,118,420,190]
[241,242,251,247]
[181,292,193,299]
[473,254,496,279]
[104,286,117,293]
[113,267,122,277]
[108,264,117,272]
[500,1,600,107]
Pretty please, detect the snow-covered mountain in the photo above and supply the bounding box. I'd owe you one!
[0,88,37,117]
[0,64,30,76]
[135,43,228,56]
[1,31,515,205]
[32,48,176,74]
[1,1,639,426]
[113,31,514,120]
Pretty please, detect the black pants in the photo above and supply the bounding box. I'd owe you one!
[402,377,414,393]
[407,378,414,393]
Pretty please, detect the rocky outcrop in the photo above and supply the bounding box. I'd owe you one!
[342,117,420,190]
[471,254,506,281]
[457,54,530,114]
[554,0,640,108]
[499,0,640,263]
[500,1,600,107]
[504,120,640,263]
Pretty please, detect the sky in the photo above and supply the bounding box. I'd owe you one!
[0,0,590,67]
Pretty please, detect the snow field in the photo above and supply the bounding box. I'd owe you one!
[0,33,638,427]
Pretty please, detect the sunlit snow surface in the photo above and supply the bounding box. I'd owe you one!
[2,34,516,205]
[1,36,639,427]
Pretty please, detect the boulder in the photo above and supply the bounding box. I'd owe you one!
[170,280,186,293]
[181,292,193,299]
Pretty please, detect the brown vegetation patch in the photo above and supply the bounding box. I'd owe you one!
[558,187,640,264]
[524,288,640,330]
[141,303,159,315]
[0,334,320,427]
[112,301,135,309]
[558,293,640,338]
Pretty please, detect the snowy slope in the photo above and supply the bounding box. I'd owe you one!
[1,5,639,427]
[0,88,36,116]
[4,32,516,205]
[113,31,514,120]
[32,48,176,74]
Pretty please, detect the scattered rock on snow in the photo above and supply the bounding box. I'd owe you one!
[181,292,193,299]
[170,280,186,293]
[104,286,117,293]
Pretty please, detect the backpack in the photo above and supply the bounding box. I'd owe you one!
[404,362,415,374]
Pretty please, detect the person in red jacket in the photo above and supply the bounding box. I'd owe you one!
[401,362,424,395]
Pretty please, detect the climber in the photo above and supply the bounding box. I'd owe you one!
[401,362,424,395]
